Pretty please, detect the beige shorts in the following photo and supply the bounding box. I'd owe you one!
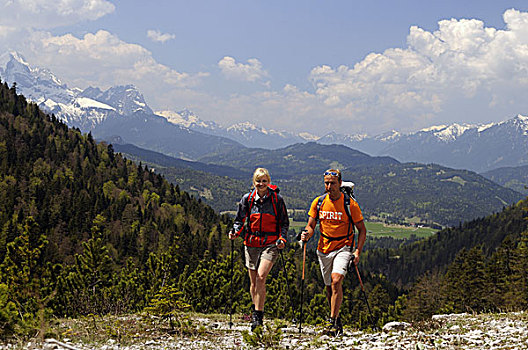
[245,245,279,270]
[316,245,352,286]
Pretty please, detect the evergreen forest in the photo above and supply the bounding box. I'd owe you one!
[1,79,528,341]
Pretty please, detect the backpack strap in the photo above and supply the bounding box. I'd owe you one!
[316,193,327,219]
[246,189,258,234]
[269,190,281,235]
[343,194,354,241]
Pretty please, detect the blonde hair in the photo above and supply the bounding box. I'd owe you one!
[252,167,271,185]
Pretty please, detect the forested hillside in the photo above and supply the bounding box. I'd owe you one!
[113,142,251,180]
[197,141,398,178]
[399,203,528,321]
[0,80,233,337]
[342,163,523,227]
[119,142,523,227]
[0,84,226,267]
[363,198,528,286]
[482,164,528,195]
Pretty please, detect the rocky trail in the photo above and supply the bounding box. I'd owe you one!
[3,312,528,349]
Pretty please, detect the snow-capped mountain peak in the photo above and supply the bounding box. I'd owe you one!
[513,114,528,127]
[477,122,495,133]
[79,84,151,115]
[407,123,479,142]
[0,52,155,129]
[298,132,319,141]
[432,123,476,142]
[375,130,401,142]
[157,110,316,149]
[318,131,368,143]
[0,51,74,103]
[0,51,30,71]
[156,109,220,130]
[228,121,262,133]
[420,124,448,132]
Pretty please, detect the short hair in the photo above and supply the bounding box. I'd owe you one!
[324,168,342,181]
[253,167,271,184]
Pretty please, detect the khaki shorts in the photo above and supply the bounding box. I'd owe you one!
[316,245,352,286]
[245,245,279,270]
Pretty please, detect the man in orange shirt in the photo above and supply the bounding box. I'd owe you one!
[301,169,367,336]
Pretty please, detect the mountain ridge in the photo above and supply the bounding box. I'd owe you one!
[116,139,524,227]
[1,50,527,173]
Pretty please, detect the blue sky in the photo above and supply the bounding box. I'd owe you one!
[1,0,528,136]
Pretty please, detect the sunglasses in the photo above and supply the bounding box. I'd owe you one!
[324,171,339,177]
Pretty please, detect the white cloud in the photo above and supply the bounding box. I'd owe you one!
[0,25,17,39]
[147,30,176,43]
[193,8,528,135]
[303,8,528,134]
[218,56,269,82]
[0,0,115,29]
[22,30,207,91]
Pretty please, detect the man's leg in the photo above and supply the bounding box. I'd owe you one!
[322,273,345,335]
[323,246,351,336]
[329,272,345,318]
[326,285,332,307]
[318,249,335,332]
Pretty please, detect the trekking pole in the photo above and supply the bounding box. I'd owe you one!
[279,249,297,323]
[297,230,308,333]
[352,260,375,328]
[229,235,234,328]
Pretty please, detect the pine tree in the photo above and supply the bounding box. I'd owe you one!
[505,231,528,309]
[0,217,48,332]
[402,270,447,321]
[0,283,19,340]
[444,246,490,313]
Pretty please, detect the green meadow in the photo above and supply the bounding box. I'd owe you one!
[365,221,437,239]
[289,219,437,240]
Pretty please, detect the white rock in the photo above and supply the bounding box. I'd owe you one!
[432,313,468,321]
[382,321,411,332]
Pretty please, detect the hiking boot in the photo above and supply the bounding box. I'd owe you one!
[251,310,263,331]
[334,316,343,336]
[322,316,343,337]
[322,317,335,335]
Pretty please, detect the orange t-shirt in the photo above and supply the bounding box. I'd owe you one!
[308,193,363,254]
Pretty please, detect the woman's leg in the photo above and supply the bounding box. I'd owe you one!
[254,258,274,311]
[248,268,257,306]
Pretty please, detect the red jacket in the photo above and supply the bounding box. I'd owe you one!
[233,186,289,247]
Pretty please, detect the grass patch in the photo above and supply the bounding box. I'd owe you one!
[365,221,437,239]
[289,220,437,239]
[242,321,285,349]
